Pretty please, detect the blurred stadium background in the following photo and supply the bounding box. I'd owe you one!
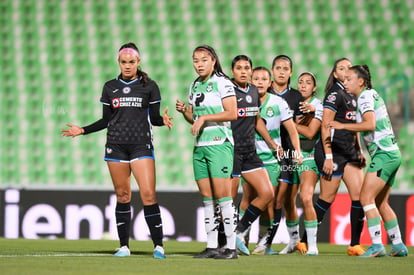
[0,0,413,191]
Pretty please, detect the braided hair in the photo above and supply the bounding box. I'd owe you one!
[349,65,373,89]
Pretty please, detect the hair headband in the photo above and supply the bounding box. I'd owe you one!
[118,48,140,59]
[299,71,317,84]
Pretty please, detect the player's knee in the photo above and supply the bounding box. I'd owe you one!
[140,191,157,205]
[300,193,313,208]
[116,192,131,203]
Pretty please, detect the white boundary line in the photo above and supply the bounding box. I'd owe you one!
[0,253,185,257]
[0,253,108,257]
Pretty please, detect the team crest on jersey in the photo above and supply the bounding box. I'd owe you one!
[106,147,112,154]
[345,111,356,120]
[122,87,131,94]
[206,82,213,92]
[266,107,274,117]
[352,99,357,107]
[112,98,120,108]
[246,95,252,103]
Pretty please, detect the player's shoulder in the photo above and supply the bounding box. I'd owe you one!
[249,83,259,92]
[104,78,118,86]
[360,88,377,97]
[102,78,121,93]
[311,97,323,106]
[290,87,301,94]
[268,92,288,106]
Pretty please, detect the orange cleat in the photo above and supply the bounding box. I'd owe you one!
[296,242,308,255]
[347,244,366,256]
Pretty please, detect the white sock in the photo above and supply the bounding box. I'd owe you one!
[203,199,218,248]
[304,220,318,251]
[367,217,382,245]
[287,223,300,244]
[219,199,236,250]
[385,221,402,245]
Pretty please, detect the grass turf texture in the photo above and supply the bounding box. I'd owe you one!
[0,239,413,274]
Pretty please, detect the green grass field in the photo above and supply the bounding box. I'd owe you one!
[0,239,413,275]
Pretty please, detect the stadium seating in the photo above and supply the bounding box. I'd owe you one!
[0,0,412,190]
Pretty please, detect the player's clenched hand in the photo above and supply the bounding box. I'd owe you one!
[175,99,187,113]
[322,158,333,180]
[61,123,84,138]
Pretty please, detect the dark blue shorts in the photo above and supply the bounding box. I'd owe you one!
[104,143,154,163]
[232,147,264,177]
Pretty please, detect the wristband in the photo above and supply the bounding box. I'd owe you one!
[325,153,333,160]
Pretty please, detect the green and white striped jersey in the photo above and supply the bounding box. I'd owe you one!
[357,88,398,156]
[255,93,293,164]
[189,73,235,147]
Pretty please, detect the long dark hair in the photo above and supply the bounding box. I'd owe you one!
[324,57,350,94]
[349,65,373,89]
[271,54,293,85]
[231,55,253,69]
[118,42,149,85]
[192,45,229,80]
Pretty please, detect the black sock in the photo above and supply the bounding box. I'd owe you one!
[266,208,282,245]
[302,198,331,243]
[236,204,262,234]
[115,202,131,247]
[144,203,163,247]
[350,200,364,246]
[315,198,331,223]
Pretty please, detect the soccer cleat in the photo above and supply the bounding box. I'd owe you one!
[279,241,298,254]
[193,248,220,258]
[236,236,250,256]
[214,248,238,260]
[252,245,266,255]
[347,244,366,256]
[297,242,308,255]
[112,246,131,257]
[153,245,166,259]
[265,248,278,255]
[306,249,318,256]
[252,245,278,255]
[388,243,408,257]
[358,244,386,258]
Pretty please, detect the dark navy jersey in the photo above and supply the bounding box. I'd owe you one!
[100,77,161,145]
[272,86,302,150]
[323,82,357,151]
[231,84,261,150]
